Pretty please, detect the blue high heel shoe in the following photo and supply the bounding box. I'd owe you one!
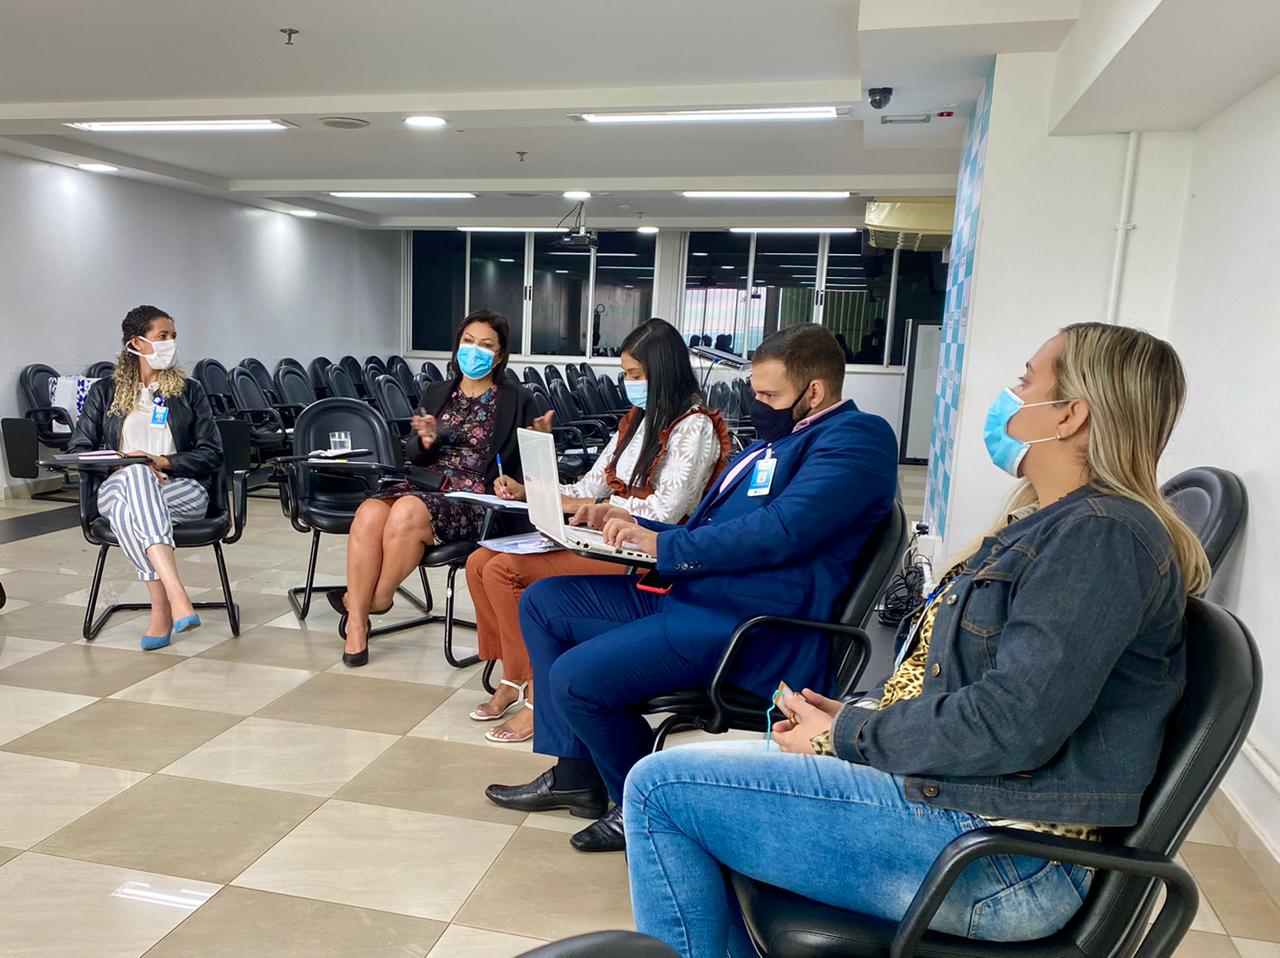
[141,632,172,651]
[173,614,202,635]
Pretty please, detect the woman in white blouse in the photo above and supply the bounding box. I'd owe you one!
[465,318,730,743]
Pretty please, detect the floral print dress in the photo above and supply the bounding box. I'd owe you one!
[375,386,497,542]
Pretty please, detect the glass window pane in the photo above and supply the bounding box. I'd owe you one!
[590,231,656,357]
[821,232,883,364]
[468,233,526,353]
[750,234,819,354]
[531,235,590,355]
[410,230,467,351]
[683,231,750,355]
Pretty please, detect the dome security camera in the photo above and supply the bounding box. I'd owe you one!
[867,87,894,110]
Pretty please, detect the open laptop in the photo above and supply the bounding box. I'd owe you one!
[517,427,657,566]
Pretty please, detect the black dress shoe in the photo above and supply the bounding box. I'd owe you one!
[485,770,608,819]
[342,646,368,668]
[570,806,626,853]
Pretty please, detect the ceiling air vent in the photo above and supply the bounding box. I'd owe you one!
[880,114,931,125]
[319,117,370,130]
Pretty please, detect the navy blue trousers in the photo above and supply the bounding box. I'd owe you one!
[520,574,721,805]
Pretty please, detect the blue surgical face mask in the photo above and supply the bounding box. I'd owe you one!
[983,388,1063,477]
[624,379,648,409]
[456,343,496,380]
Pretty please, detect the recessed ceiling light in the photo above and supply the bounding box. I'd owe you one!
[77,163,118,173]
[563,191,592,200]
[288,209,318,217]
[499,258,516,263]
[729,227,860,234]
[625,285,636,289]
[576,107,838,125]
[457,226,569,233]
[636,226,660,234]
[330,191,475,199]
[681,191,851,200]
[691,252,708,257]
[720,265,735,270]
[597,265,655,270]
[549,251,636,257]
[555,269,569,274]
[404,115,447,129]
[66,119,287,133]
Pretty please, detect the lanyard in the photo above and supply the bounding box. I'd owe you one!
[893,581,952,671]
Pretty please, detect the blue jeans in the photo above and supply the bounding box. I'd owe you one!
[624,741,1092,958]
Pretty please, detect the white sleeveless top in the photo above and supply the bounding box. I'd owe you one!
[119,384,177,457]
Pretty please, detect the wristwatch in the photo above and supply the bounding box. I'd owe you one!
[595,495,610,504]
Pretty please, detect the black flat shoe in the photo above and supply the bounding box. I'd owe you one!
[328,590,394,618]
[570,807,626,853]
[485,770,608,819]
[342,647,369,668]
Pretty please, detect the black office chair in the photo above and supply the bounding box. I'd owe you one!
[421,360,444,382]
[192,358,237,417]
[516,932,679,957]
[730,596,1261,958]
[523,366,547,392]
[574,379,621,427]
[599,376,630,414]
[388,357,419,405]
[18,363,74,451]
[413,372,434,402]
[525,388,588,481]
[338,355,367,396]
[276,357,306,376]
[279,398,425,619]
[563,363,584,387]
[326,364,362,399]
[308,356,334,399]
[78,420,251,639]
[386,354,408,372]
[275,364,318,407]
[548,380,612,449]
[578,362,598,382]
[239,357,282,405]
[228,366,294,457]
[372,374,416,443]
[642,502,908,749]
[364,355,387,374]
[544,364,565,386]
[1160,467,1247,574]
[85,361,116,379]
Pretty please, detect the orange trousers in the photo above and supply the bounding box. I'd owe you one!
[465,547,627,686]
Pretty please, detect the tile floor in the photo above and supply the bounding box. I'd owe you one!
[0,488,1276,957]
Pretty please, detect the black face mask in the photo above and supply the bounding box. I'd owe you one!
[751,392,810,444]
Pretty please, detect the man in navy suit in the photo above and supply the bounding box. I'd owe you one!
[486,325,899,852]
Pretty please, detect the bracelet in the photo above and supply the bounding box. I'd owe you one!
[595,495,609,504]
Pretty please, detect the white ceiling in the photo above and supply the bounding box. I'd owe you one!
[0,0,1085,227]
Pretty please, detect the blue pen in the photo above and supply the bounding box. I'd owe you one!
[496,453,506,484]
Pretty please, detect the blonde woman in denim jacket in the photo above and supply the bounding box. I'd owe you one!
[623,323,1211,956]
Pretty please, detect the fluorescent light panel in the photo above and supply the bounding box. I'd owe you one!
[563,191,592,200]
[77,163,118,173]
[331,191,475,199]
[580,106,838,124]
[67,119,286,132]
[681,191,850,200]
[637,226,660,234]
[403,115,447,128]
[729,227,859,234]
[288,209,318,218]
[548,251,637,257]
[457,227,568,233]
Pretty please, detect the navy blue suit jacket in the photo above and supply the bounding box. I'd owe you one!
[636,400,898,698]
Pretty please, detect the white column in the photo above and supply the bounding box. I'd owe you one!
[652,230,689,328]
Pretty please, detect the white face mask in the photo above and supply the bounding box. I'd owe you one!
[129,337,178,371]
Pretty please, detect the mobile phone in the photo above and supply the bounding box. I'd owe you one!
[636,567,674,595]
[775,681,799,722]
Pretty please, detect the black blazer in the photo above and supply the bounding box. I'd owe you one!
[406,378,537,492]
[68,378,224,487]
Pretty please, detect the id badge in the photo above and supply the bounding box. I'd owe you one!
[150,406,170,427]
[746,455,777,497]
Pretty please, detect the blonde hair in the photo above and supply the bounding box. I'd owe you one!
[108,348,188,418]
[957,322,1210,595]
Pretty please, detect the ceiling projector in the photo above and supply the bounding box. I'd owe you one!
[555,226,598,251]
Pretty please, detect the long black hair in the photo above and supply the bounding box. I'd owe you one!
[611,317,703,489]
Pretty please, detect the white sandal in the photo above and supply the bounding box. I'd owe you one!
[469,679,527,722]
[485,700,535,743]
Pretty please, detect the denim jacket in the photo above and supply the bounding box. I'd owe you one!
[832,485,1187,826]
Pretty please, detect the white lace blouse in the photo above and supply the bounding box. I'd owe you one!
[561,409,721,523]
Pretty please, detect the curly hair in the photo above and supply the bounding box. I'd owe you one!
[108,305,188,417]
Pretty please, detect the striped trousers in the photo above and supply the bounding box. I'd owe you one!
[97,464,209,581]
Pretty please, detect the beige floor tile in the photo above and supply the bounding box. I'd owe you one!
[233,799,515,921]
[161,716,397,797]
[0,845,19,865]
[1181,843,1280,941]
[0,852,219,957]
[0,684,97,745]
[144,886,446,958]
[0,643,181,697]
[0,601,143,645]
[76,616,238,656]
[455,826,633,940]
[1189,813,1236,848]
[0,569,93,603]
[35,775,321,883]
[1233,940,1280,958]
[427,924,547,957]
[0,597,32,616]
[1175,931,1243,958]
[0,636,66,670]
[51,581,211,609]
[225,590,296,628]
[521,809,591,835]
[231,568,343,596]
[256,673,455,735]
[324,628,484,688]
[196,624,346,671]
[2,699,242,772]
[408,688,534,752]
[0,752,147,848]
[110,657,313,715]
[336,737,549,825]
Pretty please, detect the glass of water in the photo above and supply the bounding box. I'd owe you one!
[328,430,353,453]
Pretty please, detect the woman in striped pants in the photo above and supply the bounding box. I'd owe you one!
[69,306,224,650]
